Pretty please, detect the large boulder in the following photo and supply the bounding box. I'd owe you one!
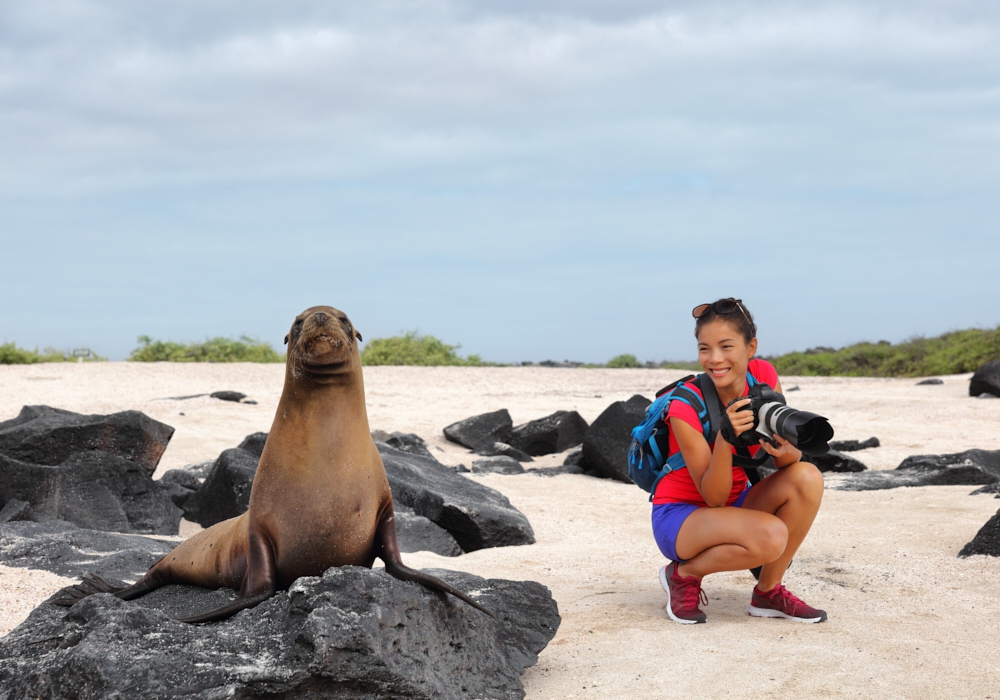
[959,507,1000,557]
[181,432,267,527]
[372,430,436,459]
[379,442,536,552]
[835,449,1000,491]
[0,566,559,700]
[803,450,867,473]
[508,411,589,456]
[581,395,651,482]
[394,504,462,557]
[0,405,173,476]
[180,433,535,554]
[970,361,1000,397]
[0,451,182,535]
[0,520,173,581]
[157,469,203,509]
[443,409,513,450]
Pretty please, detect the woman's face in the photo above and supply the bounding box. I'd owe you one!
[696,318,758,392]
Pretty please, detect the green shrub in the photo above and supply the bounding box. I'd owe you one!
[361,332,486,366]
[768,326,1000,377]
[128,335,283,363]
[0,343,105,364]
[607,353,640,368]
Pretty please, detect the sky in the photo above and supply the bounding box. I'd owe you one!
[2,1,998,363]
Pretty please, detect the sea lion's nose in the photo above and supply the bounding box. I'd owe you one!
[314,312,327,324]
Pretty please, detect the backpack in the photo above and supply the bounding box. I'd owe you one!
[627,372,768,500]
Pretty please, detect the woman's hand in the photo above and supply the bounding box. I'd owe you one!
[724,398,755,440]
[759,433,802,468]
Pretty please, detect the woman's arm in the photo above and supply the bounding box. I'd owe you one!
[670,397,755,507]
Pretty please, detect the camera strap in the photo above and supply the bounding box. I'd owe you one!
[694,373,769,485]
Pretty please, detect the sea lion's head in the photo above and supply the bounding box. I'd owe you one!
[285,305,363,382]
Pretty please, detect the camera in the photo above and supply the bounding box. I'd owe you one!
[725,383,834,456]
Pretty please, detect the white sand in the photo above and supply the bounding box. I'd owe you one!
[2,363,1000,698]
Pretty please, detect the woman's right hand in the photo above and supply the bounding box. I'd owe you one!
[725,398,755,439]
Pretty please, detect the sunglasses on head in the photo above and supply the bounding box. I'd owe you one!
[692,298,752,327]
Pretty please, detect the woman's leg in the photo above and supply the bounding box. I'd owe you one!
[740,461,824,591]
[674,506,788,579]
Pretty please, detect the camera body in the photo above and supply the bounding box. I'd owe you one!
[728,383,833,456]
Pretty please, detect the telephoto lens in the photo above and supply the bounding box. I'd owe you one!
[745,384,834,455]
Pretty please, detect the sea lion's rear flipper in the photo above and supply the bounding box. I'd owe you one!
[376,503,494,618]
[52,572,124,607]
[178,526,277,624]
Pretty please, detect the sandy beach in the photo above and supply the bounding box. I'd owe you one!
[2,363,1000,699]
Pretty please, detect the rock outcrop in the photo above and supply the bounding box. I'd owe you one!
[0,565,559,700]
[508,411,588,456]
[0,405,173,477]
[835,449,1000,491]
[580,395,651,482]
[959,507,1000,557]
[443,409,513,450]
[970,361,1000,398]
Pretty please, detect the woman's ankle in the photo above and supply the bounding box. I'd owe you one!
[676,562,701,580]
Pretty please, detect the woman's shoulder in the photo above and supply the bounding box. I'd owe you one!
[749,358,779,385]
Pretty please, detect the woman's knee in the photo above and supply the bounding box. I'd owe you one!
[785,460,825,502]
[753,517,788,562]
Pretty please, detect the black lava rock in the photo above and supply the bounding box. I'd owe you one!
[474,442,534,462]
[0,520,173,580]
[374,431,435,459]
[970,361,1000,397]
[508,411,589,456]
[379,442,535,552]
[803,450,867,472]
[563,445,584,466]
[829,437,880,452]
[0,451,182,535]
[0,566,559,700]
[181,432,267,528]
[443,409,513,450]
[0,499,35,523]
[529,465,586,477]
[581,395,651,482]
[835,449,1000,491]
[158,469,203,509]
[471,456,526,475]
[959,507,1000,557]
[0,405,173,477]
[209,390,246,402]
[916,378,944,385]
[394,503,462,557]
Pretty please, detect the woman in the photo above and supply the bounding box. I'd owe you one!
[652,298,827,624]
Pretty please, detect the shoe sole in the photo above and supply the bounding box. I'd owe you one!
[659,565,704,625]
[748,605,827,623]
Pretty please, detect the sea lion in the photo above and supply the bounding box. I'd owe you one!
[55,305,491,621]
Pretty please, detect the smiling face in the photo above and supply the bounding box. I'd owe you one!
[696,318,758,396]
[284,305,363,382]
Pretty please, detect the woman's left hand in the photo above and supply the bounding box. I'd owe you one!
[759,433,802,467]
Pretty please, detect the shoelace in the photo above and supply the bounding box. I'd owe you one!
[676,576,709,612]
[765,584,804,612]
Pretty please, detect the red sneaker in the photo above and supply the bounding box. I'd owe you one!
[659,561,707,624]
[749,584,827,623]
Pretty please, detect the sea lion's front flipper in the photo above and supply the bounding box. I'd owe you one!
[376,502,495,618]
[178,526,277,624]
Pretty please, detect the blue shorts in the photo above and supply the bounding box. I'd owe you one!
[651,487,752,563]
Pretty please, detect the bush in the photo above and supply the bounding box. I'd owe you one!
[768,326,1000,377]
[361,332,486,366]
[606,353,640,368]
[128,335,284,363]
[0,343,105,364]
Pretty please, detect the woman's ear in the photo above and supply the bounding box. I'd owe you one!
[747,337,758,359]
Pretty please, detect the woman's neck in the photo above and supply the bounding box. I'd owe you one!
[716,376,746,405]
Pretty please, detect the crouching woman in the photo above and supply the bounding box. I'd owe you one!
[653,298,827,624]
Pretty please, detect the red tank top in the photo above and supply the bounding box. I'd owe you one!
[651,359,779,506]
